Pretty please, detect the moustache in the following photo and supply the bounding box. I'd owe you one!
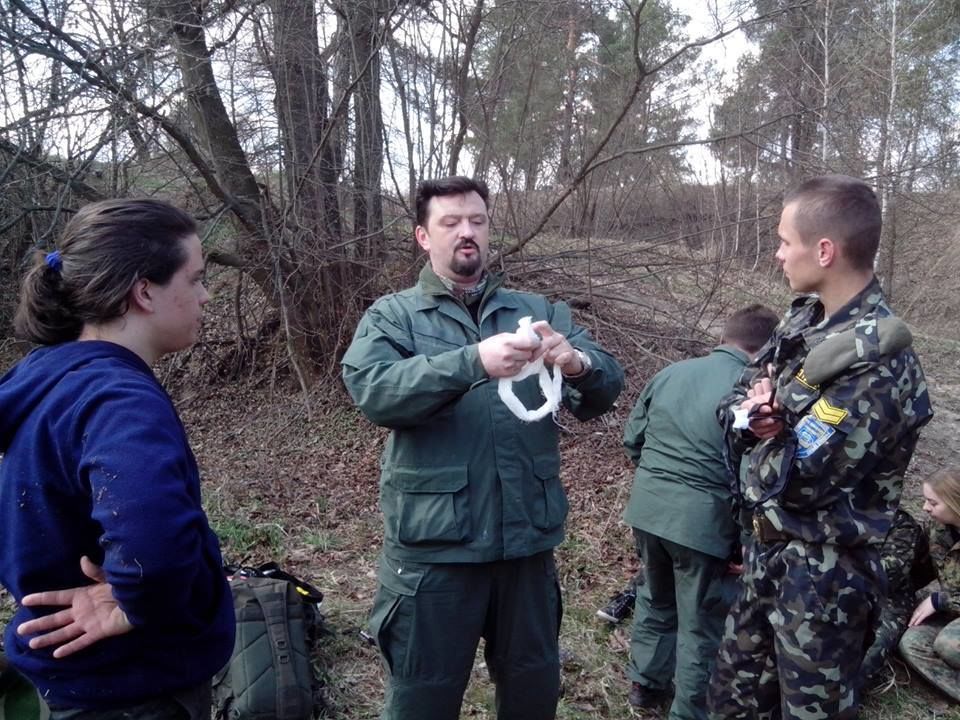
[456,240,479,251]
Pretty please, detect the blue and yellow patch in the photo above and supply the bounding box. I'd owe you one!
[811,397,848,426]
[795,414,836,458]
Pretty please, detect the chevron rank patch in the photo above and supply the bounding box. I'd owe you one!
[811,397,849,426]
[795,414,835,458]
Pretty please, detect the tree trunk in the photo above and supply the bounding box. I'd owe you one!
[557,2,578,187]
[448,0,485,176]
[345,0,386,254]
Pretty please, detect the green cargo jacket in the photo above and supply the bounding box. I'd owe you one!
[623,346,749,560]
[342,266,624,563]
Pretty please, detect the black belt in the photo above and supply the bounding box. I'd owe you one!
[751,515,792,544]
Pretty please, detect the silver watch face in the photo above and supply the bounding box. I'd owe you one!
[577,350,592,371]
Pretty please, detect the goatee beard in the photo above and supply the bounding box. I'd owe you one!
[451,255,482,277]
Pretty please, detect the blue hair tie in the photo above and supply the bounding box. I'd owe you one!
[45,250,63,272]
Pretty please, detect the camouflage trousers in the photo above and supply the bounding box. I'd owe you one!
[859,598,912,685]
[898,614,960,702]
[707,539,880,720]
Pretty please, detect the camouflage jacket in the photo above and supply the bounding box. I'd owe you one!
[882,509,936,609]
[929,523,960,613]
[720,277,933,546]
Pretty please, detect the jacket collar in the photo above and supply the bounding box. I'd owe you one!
[814,275,889,334]
[712,345,750,364]
[786,275,888,342]
[414,264,511,326]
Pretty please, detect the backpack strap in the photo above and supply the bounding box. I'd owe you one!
[254,583,305,720]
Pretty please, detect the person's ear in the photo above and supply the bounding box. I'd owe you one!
[415,225,430,252]
[817,237,836,267]
[128,278,153,313]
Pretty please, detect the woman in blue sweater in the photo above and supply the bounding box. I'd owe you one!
[0,199,235,718]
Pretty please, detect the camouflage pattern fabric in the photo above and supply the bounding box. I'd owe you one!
[898,615,960,702]
[860,509,934,683]
[724,278,932,545]
[928,523,960,613]
[894,523,960,701]
[708,539,879,719]
[708,279,933,719]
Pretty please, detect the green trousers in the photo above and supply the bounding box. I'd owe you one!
[898,614,960,702]
[369,550,562,720]
[0,661,50,720]
[629,528,732,720]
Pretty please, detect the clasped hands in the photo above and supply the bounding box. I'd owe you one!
[739,367,785,440]
[16,556,132,659]
[478,320,582,379]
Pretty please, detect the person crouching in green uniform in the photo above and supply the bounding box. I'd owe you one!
[341,176,624,720]
[899,467,960,702]
[622,304,779,718]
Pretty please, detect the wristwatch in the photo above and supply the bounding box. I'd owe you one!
[564,349,592,378]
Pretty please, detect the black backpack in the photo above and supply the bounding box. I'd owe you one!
[213,563,324,720]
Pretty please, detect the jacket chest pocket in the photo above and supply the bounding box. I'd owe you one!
[410,314,478,356]
[383,466,472,545]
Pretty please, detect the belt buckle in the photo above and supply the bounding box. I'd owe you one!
[752,515,763,541]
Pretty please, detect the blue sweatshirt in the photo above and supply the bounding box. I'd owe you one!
[0,341,234,709]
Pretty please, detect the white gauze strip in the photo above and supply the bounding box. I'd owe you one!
[497,316,563,422]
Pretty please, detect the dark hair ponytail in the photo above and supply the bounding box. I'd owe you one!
[14,199,197,345]
[14,255,84,344]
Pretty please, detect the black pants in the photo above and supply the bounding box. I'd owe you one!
[48,683,211,720]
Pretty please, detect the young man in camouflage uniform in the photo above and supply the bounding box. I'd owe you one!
[342,176,624,719]
[707,175,933,719]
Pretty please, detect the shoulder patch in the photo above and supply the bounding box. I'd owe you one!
[795,415,836,458]
[795,368,820,391]
[811,397,849,426]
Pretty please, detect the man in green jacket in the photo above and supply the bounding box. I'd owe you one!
[341,176,624,720]
[622,305,779,718]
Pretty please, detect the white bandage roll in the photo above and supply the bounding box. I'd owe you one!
[497,316,563,422]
